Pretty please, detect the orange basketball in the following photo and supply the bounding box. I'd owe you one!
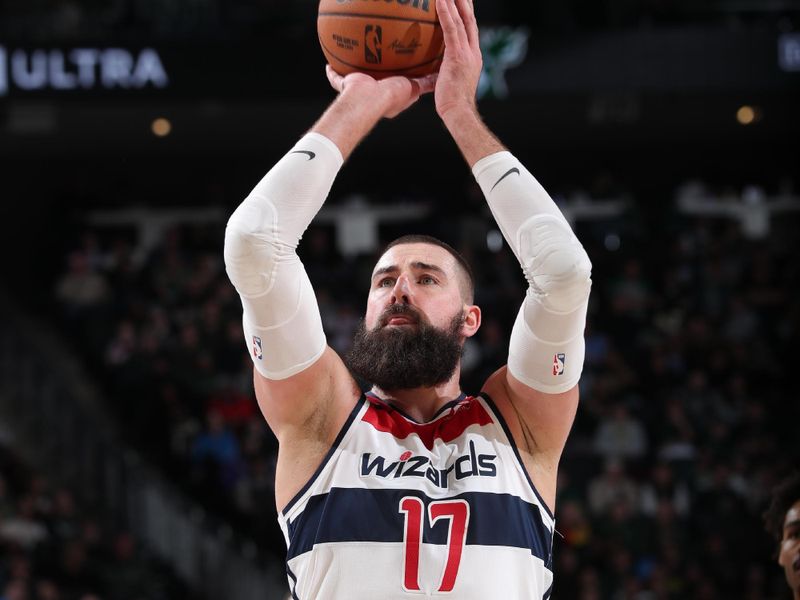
[318,0,444,79]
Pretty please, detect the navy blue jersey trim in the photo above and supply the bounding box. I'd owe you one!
[543,583,553,600]
[430,393,467,420]
[365,392,467,424]
[479,392,556,522]
[286,487,553,563]
[281,395,367,516]
[286,565,300,600]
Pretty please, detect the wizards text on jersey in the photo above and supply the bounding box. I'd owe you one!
[361,440,498,489]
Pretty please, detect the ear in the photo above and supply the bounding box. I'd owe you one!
[462,304,481,338]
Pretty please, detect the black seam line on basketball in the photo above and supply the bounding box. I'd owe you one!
[320,38,443,72]
[291,150,316,160]
[491,168,520,191]
[319,12,441,26]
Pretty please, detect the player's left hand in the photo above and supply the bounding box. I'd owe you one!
[326,65,437,119]
[435,0,482,120]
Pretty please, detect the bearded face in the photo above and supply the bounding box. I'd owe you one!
[345,303,465,391]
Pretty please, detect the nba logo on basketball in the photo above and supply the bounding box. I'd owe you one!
[252,336,263,360]
[365,25,382,64]
[553,353,565,376]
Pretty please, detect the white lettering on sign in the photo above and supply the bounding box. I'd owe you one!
[12,50,48,90]
[0,46,169,97]
[0,46,6,96]
[779,34,800,72]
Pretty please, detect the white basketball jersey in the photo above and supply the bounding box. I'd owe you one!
[278,393,555,599]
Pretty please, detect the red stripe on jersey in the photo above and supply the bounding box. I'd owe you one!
[362,397,493,450]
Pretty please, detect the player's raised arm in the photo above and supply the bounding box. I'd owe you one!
[223,129,346,434]
[434,0,504,164]
[223,70,436,438]
[436,0,592,465]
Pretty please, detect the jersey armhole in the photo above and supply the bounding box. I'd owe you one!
[478,392,556,523]
[281,394,368,516]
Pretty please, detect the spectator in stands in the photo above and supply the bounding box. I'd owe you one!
[33,579,60,600]
[593,404,648,462]
[1,444,194,600]
[191,410,243,492]
[52,539,101,599]
[103,532,151,600]
[0,497,48,551]
[557,499,592,550]
[640,461,690,518]
[54,252,109,315]
[104,320,138,367]
[0,579,27,600]
[764,472,800,599]
[49,490,80,543]
[588,458,639,516]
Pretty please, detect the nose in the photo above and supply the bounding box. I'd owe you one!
[390,273,413,305]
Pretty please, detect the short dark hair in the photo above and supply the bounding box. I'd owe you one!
[764,471,800,542]
[382,235,475,304]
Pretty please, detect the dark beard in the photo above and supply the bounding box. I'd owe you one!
[345,306,465,392]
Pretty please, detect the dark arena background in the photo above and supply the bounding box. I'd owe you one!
[1,0,799,598]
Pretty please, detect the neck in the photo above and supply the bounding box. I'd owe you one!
[371,369,463,422]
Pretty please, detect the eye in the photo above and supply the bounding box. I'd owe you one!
[420,275,437,285]
[378,277,395,288]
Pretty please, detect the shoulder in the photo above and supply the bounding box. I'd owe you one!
[482,366,579,456]
[257,347,363,511]
[254,346,362,445]
[481,368,537,456]
[481,366,579,512]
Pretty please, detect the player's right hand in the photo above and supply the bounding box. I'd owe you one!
[325,65,437,119]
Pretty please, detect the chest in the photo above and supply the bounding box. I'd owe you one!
[280,398,556,598]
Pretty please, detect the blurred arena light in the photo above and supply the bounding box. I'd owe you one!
[151,117,172,137]
[736,105,761,126]
[487,229,504,253]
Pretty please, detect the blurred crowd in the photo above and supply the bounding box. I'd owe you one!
[0,443,194,600]
[49,173,799,599]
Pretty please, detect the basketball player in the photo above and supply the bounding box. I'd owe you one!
[764,472,800,599]
[223,0,591,596]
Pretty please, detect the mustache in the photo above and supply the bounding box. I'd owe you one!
[378,304,424,327]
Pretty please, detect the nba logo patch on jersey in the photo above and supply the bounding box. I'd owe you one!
[252,336,263,360]
[553,353,565,376]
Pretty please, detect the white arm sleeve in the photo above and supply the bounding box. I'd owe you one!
[223,133,343,380]
[473,151,592,394]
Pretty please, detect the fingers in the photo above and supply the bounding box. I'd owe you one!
[454,0,480,50]
[437,0,468,54]
[408,78,421,100]
[413,72,439,95]
[325,64,344,92]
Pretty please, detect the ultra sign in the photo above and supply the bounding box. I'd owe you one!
[0,46,169,97]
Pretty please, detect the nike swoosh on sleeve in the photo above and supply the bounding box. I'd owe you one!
[491,167,520,191]
[291,150,316,160]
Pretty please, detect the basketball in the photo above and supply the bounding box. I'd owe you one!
[318,0,444,79]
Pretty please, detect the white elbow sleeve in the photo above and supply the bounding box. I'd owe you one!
[224,133,343,379]
[473,151,592,393]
